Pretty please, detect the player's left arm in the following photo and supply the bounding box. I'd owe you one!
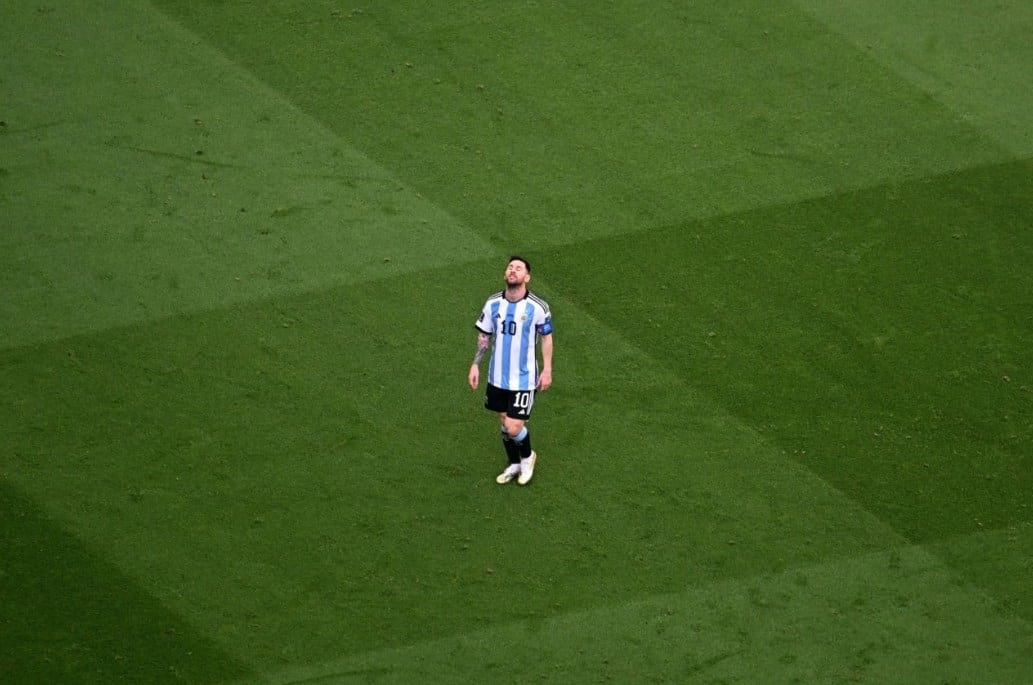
[538,328,553,391]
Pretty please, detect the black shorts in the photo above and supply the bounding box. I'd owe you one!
[484,384,536,420]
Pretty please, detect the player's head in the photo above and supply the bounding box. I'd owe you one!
[508,255,531,273]
[505,255,531,287]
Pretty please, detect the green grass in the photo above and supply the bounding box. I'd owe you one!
[247,543,1033,684]
[0,482,253,683]
[146,0,1009,244]
[2,1,1031,683]
[545,158,1033,543]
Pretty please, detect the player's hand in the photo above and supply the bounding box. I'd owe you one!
[468,364,480,390]
[537,369,552,392]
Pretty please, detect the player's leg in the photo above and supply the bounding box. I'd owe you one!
[496,413,523,483]
[503,390,537,485]
[485,385,521,483]
[501,416,531,455]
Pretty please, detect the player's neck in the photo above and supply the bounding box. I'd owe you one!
[504,285,527,302]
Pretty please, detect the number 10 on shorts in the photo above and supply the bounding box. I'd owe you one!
[514,391,533,415]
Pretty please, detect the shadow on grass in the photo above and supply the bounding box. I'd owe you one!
[0,479,254,684]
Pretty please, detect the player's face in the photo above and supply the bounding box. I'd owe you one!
[504,260,530,286]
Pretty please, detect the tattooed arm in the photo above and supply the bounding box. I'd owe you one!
[468,332,490,389]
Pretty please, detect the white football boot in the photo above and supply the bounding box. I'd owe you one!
[495,464,521,484]
[517,451,537,485]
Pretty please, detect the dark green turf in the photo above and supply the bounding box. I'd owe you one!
[544,157,1033,528]
[0,480,253,684]
[541,157,1033,613]
[149,0,1004,246]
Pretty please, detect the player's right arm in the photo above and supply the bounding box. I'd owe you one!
[468,332,490,389]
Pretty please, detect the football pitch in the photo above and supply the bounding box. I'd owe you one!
[2,1,1031,683]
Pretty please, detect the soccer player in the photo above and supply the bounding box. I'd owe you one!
[468,256,553,485]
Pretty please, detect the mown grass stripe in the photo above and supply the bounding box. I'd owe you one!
[242,537,1033,685]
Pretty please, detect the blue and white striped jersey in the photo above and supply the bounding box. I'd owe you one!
[475,290,552,391]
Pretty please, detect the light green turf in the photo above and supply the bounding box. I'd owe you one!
[0,1,494,349]
[794,0,1033,154]
[246,541,1033,685]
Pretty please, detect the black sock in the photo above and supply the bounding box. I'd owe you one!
[500,431,521,465]
[513,427,532,460]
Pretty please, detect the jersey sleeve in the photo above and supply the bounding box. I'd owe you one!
[535,304,553,335]
[475,300,494,334]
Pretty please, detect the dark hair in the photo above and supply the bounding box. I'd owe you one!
[508,255,531,273]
